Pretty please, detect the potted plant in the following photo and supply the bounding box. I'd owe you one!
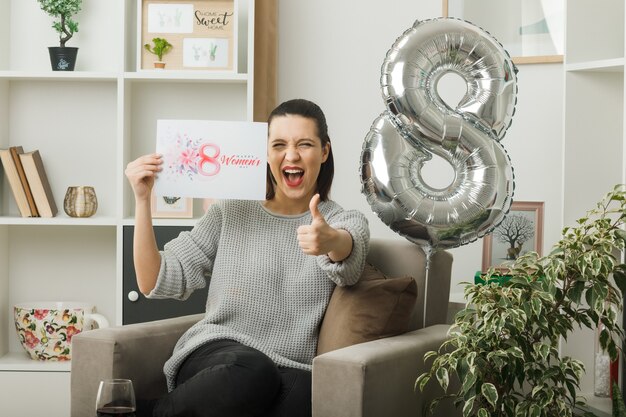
[37,0,82,71]
[144,38,173,69]
[417,185,626,417]
[613,383,626,417]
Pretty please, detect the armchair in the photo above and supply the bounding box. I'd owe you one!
[71,238,460,417]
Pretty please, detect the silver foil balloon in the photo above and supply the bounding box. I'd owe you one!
[361,18,517,251]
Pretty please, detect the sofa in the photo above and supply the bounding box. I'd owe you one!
[71,238,460,417]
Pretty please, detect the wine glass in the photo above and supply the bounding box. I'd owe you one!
[95,379,136,417]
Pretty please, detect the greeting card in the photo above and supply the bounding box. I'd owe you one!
[154,120,267,200]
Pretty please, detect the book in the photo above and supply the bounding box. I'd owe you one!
[10,146,39,217]
[18,150,58,218]
[0,148,32,217]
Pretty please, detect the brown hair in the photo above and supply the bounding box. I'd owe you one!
[266,99,334,201]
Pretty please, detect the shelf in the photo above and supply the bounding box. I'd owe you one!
[0,0,256,413]
[124,71,249,83]
[0,352,70,372]
[563,0,625,404]
[122,217,199,227]
[566,58,625,73]
[0,216,117,226]
[0,71,249,83]
[0,70,119,81]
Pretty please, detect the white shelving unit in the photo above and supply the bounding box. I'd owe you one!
[0,0,255,414]
[562,0,625,414]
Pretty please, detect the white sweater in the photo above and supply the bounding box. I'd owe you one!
[147,199,370,391]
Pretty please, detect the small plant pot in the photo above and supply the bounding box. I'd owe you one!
[48,47,79,71]
[154,61,166,69]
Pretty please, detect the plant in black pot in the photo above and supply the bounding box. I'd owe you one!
[37,0,82,71]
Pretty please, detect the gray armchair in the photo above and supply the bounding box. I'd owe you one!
[71,238,460,417]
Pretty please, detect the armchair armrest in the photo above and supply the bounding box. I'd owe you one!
[70,314,202,417]
[312,324,460,417]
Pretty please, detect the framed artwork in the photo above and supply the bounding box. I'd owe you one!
[442,0,564,64]
[482,201,544,272]
[151,195,194,218]
[138,0,238,71]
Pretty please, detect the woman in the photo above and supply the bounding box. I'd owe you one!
[125,99,369,417]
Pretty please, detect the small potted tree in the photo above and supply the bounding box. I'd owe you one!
[416,185,626,416]
[144,38,173,69]
[37,0,82,71]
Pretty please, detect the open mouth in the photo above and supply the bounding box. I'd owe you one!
[283,167,304,187]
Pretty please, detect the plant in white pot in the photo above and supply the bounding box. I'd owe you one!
[417,185,626,417]
[37,0,82,71]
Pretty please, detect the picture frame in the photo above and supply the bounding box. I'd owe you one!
[151,195,194,218]
[482,201,544,272]
[442,0,564,64]
[202,198,216,213]
[138,0,238,71]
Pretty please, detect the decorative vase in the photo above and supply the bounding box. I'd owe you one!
[594,320,619,397]
[48,47,79,71]
[594,330,610,396]
[64,186,97,218]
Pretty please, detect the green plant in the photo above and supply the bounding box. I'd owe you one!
[144,37,173,62]
[416,185,626,417]
[37,0,82,47]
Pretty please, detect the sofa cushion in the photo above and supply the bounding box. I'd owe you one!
[316,263,418,355]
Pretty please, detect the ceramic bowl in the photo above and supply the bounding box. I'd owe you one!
[14,301,109,360]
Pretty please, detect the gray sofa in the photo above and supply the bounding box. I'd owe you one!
[71,238,460,417]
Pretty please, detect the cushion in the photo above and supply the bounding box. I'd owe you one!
[316,263,418,355]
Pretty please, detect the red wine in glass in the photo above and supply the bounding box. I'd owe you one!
[95,379,136,417]
[96,405,136,416]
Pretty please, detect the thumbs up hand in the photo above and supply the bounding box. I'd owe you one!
[298,194,353,262]
[308,193,325,226]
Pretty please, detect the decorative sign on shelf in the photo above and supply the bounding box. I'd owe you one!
[138,0,238,71]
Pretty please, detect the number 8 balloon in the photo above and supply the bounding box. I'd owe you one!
[361,18,517,256]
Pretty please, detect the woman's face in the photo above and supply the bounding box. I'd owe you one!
[267,115,330,207]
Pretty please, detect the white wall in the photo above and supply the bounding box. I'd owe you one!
[0,226,7,356]
[0,1,8,69]
[277,0,564,298]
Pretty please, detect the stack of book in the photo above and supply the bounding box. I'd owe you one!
[0,146,58,218]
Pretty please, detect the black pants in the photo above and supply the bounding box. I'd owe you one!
[150,339,312,417]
